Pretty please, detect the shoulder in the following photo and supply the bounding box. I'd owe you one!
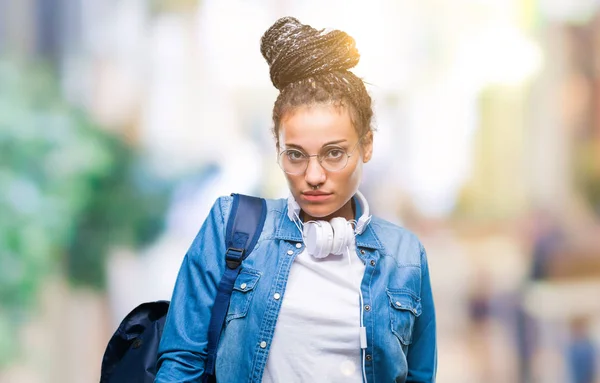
[368,215,425,266]
[205,195,233,226]
[265,196,287,213]
[210,194,287,225]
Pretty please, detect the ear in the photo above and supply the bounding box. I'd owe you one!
[361,131,373,163]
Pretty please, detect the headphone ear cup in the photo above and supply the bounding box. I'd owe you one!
[330,217,352,255]
[304,221,333,259]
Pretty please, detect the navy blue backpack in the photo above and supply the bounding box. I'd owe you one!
[100,194,267,383]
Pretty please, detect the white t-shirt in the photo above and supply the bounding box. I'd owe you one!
[262,242,366,383]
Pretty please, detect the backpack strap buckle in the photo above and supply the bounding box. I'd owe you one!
[225,247,244,269]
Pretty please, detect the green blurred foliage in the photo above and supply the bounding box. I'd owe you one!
[0,59,171,366]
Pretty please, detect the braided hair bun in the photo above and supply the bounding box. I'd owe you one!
[261,17,373,145]
[260,17,360,90]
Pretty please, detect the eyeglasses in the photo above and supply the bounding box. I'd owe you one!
[278,136,364,175]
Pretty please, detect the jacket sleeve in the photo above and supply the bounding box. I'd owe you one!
[406,244,437,382]
[155,196,231,383]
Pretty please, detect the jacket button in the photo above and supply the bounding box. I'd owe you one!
[260,341,267,348]
[360,249,366,255]
[287,250,294,255]
[240,283,247,290]
[273,293,281,300]
[295,243,302,248]
[364,305,371,311]
[365,354,372,361]
[370,260,376,266]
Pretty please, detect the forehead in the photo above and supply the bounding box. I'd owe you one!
[279,104,357,147]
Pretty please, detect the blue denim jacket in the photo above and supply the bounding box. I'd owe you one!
[156,196,437,383]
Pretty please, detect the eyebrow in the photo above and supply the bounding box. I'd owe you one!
[284,139,348,150]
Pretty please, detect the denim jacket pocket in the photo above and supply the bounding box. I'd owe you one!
[387,289,422,345]
[226,268,261,323]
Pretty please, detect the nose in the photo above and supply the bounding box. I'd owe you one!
[304,156,326,186]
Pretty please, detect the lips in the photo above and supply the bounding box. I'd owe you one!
[303,191,330,196]
[301,191,332,202]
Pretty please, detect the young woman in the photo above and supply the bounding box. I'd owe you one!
[155,16,437,383]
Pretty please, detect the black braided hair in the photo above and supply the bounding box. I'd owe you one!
[260,17,374,149]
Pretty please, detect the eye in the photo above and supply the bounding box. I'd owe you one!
[324,148,345,159]
[286,150,306,161]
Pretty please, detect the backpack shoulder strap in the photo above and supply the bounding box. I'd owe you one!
[224,194,267,268]
[203,194,267,382]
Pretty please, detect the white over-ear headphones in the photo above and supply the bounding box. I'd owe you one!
[287,191,372,259]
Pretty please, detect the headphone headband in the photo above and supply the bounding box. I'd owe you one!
[353,191,371,235]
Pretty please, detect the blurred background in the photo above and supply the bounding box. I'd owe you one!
[1,0,600,382]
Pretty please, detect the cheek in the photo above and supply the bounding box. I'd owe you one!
[341,160,363,185]
[284,173,303,191]
[327,162,362,198]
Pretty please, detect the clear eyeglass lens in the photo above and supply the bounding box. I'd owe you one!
[278,148,349,174]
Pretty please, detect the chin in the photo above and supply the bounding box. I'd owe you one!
[301,203,335,220]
